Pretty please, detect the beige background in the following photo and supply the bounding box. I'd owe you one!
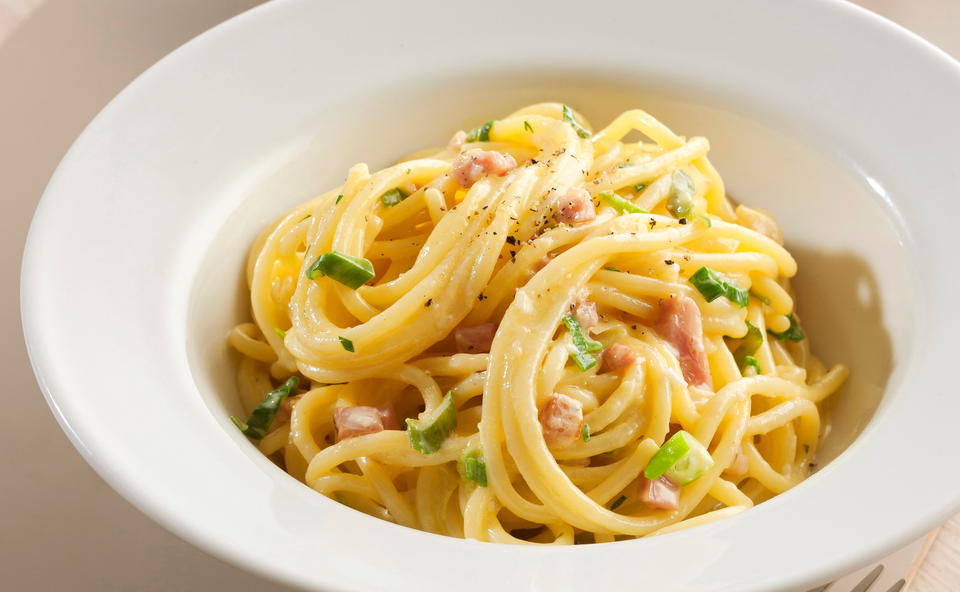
[1,1,957,590]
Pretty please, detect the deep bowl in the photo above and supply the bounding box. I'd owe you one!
[21,0,960,590]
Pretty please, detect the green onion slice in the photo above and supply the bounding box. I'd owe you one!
[380,187,408,207]
[562,314,603,371]
[562,104,591,139]
[768,313,806,342]
[743,355,761,375]
[644,429,714,486]
[523,121,534,133]
[273,327,287,339]
[599,191,648,214]
[458,449,488,487]
[230,376,299,440]
[688,266,749,307]
[306,251,375,289]
[582,424,592,442]
[733,321,763,371]
[667,170,696,219]
[407,391,458,454]
[633,183,646,193]
[466,120,495,142]
[338,336,354,352]
[749,290,771,305]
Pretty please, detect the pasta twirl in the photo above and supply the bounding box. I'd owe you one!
[227,103,847,543]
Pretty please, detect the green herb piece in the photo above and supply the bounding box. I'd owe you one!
[617,162,635,168]
[299,214,312,222]
[562,314,603,371]
[768,313,805,342]
[644,430,714,485]
[407,392,458,454]
[380,187,408,207]
[733,321,763,372]
[599,191,648,214]
[523,120,534,133]
[633,183,646,193]
[230,376,299,440]
[273,327,287,339]
[750,290,771,305]
[335,194,344,204]
[688,266,749,307]
[561,104,591,139]
[306,251,375,289]
[458,449,488,486]
[743,355,761,375]
[604,266,622,272]
[610,495,627,511]
[466,120,495,142]
[582,424,592,442]
[338,336,354,352]
[667,170,696,218]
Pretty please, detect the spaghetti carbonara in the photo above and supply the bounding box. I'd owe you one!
[227,103,847,543]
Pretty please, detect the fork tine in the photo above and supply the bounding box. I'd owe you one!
[885,580,905,592]
[850,565,884,592]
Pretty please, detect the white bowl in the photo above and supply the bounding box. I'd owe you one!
[21,0,960,590]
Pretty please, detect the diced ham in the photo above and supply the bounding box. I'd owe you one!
[574,300,598,331]
[556,188,596,225]
[376,404,400,430]
[333,406,384,440]
[454,323,497,353]
[602,343,637,372]
[656,295,713,389]
[539,394,583,446]
[276,393,303,424]
[451,149,518,188]
[639,475,681,510]
[735,205,783,244]
[447,130,467,152]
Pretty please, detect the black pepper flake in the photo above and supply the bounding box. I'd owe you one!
[477,293,487,301]
[648,219,657,229]
[631,325,638,330]
[678,218,688,225]
[531,159,539,165]
[506,236,517,245]
[664,259,675,265]
[425,299,433,307]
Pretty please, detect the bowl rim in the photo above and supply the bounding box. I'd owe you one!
[21,0,960,590]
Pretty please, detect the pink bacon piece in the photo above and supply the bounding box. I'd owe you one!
[451,149,517,188]
[454,323,497,354]
[556,188,596,225]
[574,300,598,331]
[638,475,681,510]
[656,295,713,389]
[333,405,399,440]
[602,343,637,372]
[539,394,583,446]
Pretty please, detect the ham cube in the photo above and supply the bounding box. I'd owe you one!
[602,343,637,372]
[639,475,681,510]
[556,188,596,225]
[454,323,497,353]
[656,295,712,389]
[539,394,583,446]
[334,406,384,441]
[452,149,517,188]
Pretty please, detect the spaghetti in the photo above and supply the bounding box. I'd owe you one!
[227,103,847,543]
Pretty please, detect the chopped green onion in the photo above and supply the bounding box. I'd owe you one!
[733,321,763,372]
[561,104,591,139]
[466,120,495,142]
[230,376,299,440]
[632,183,646,193]
[610,495,627,511]
[743,355,761,375]
[604,266,622,272]
[273,327,287,339]
[523,120,534,133]
[667,170,696,218]
[458,449,488,487]
[750,290,771,305]
[407,391,458,454]
[768,313,805,341]
[299,213,312,222]
[617,162,635,168]
[599,191,648,214]
[306,251,375,289]
[338,336,354,352]
[562,314,603,371]
[688,266,749,307]
[582,424,592,442]
[644,430,714,485]
[380,187,408,207]
[335,194,343,204]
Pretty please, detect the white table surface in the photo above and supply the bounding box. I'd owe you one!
[1,1,957,590]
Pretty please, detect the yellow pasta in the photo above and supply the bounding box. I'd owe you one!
[228,103,847,543]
